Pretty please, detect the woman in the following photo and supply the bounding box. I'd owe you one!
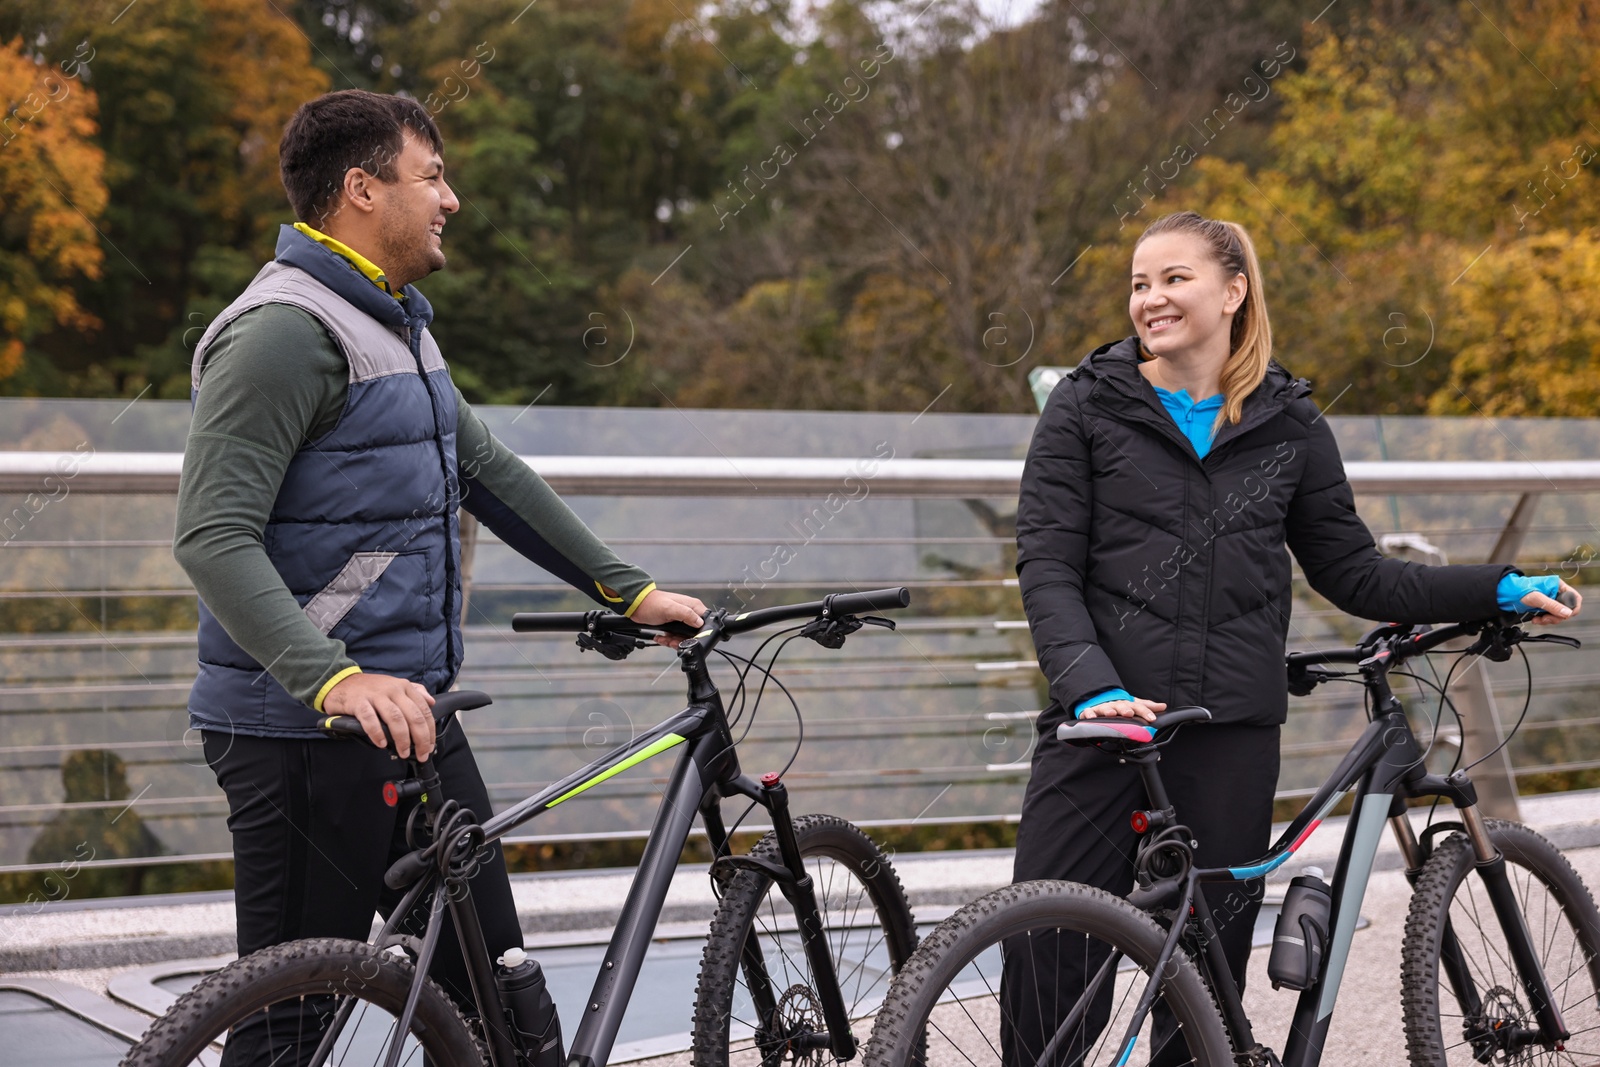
[1003,210,1581,1065]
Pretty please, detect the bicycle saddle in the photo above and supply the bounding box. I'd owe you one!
[1056,705,1211,748]
[318,689,493,743]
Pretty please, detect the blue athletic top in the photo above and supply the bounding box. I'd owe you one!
[1068,388,1562,717]
[1153,386,1225,459]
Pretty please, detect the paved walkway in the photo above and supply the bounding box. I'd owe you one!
[4,789,1598,1064]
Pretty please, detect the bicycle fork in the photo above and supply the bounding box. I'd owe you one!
[1459,807,1568,1050]
[1393,802,1569,1053]
[762,773,860,1061]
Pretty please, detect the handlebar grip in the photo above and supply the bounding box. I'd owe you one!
[318,714,374,740]
[824,587,911,616]
[656,620,701,638]
[512,612,601,633]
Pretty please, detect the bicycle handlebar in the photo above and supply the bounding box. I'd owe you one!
[1286,613,1580,698]
[1285,618,1478,671]
[510,587,911,639]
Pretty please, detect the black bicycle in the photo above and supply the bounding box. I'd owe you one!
[123,588,922,1067]
[863,612,1600,1066]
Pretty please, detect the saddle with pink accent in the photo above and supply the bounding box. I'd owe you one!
[1056,705,1212,749]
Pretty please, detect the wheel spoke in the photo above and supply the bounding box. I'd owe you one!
[693,821,915,1067]
[1409,829,1600,1067]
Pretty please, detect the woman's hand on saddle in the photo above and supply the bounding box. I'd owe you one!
[1077,696,1167,723]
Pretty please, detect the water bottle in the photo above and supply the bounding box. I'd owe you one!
[1267,866,1332,991]
[497,947,564,1067]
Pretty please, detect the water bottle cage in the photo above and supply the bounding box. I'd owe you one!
[1268,913,1330,991]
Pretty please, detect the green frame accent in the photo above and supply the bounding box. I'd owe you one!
[546,732,688,807]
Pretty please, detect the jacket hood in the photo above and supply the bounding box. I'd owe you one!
[1072,335,1311,409]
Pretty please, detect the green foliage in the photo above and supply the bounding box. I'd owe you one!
[3,0,1594,415]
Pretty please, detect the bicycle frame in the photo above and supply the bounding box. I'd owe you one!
[350,632,858,1067]
[1112,645,1569,1067]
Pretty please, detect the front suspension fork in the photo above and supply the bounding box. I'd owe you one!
[1461,806,1569,1046]
[764,773,859,1061]
[702,791,785,1067]
[1393,804,1568,1047]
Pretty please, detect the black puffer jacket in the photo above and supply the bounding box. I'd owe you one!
[1017,336,1512,730]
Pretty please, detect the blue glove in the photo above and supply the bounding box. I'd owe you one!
[1497,573,1562,614]
[1073,687,1134,718]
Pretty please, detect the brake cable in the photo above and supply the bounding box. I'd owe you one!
[1460,644,1535,774]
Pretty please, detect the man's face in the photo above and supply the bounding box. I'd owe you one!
[373,131,459,290]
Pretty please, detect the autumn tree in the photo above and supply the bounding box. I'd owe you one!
[1173,0,1600,416]
[0,0,327,397]
[0,35,105,385]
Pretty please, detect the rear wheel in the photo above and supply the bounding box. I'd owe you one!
[691,814,919,1067]
[863,880,1232,1067]
[120,938,483,1067]
[1402,819,1600,1066]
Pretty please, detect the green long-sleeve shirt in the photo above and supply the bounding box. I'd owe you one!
[174,302,654,710]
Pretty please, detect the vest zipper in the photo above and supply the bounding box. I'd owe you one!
[406,319,462,682]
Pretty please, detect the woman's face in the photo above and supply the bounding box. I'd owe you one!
[1128,232,1247,359]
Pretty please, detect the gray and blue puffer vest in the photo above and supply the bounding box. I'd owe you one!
[187,225,462,738]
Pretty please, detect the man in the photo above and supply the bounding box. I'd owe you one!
[173,89,705,1055]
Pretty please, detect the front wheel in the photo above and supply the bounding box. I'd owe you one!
[691,814,919,1067]
[120,938,484,1067]
[1401,818,1600,1066]
[863,880,1232,1067]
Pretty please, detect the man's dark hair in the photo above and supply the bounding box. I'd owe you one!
[279,90,445,227]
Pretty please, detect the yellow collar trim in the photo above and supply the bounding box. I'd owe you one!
[292,222,399,299]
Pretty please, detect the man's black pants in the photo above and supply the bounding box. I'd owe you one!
[204,718,523,1063]
[1000,723,1280,1067]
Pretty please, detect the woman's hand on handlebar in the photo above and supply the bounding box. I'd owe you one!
[630,589,707,647]
[1521,579,1583,626]
[1077,696,1167,723]
[323,673,436,759]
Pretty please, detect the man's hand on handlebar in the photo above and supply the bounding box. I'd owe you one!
[323,673,436,759]
[1520,579,1583,626]
[1078,696,1167,724]
[630,589,707,648]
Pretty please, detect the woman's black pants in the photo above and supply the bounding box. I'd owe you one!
[1001,722,1281,1067]
[203,718,523,1065]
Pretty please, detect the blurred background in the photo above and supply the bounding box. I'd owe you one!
[1,0,1597,903]
[0,0,1593,414]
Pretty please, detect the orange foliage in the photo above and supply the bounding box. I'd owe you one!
[0,35,107,379]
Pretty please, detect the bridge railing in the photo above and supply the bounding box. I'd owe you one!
[3,414,1599,880]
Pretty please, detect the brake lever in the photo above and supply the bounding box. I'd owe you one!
[1521,632,1582,649]
[800,614,863,649]
[1287,663,1336,696]
[861,615,896,631]
[576,631,649,661]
